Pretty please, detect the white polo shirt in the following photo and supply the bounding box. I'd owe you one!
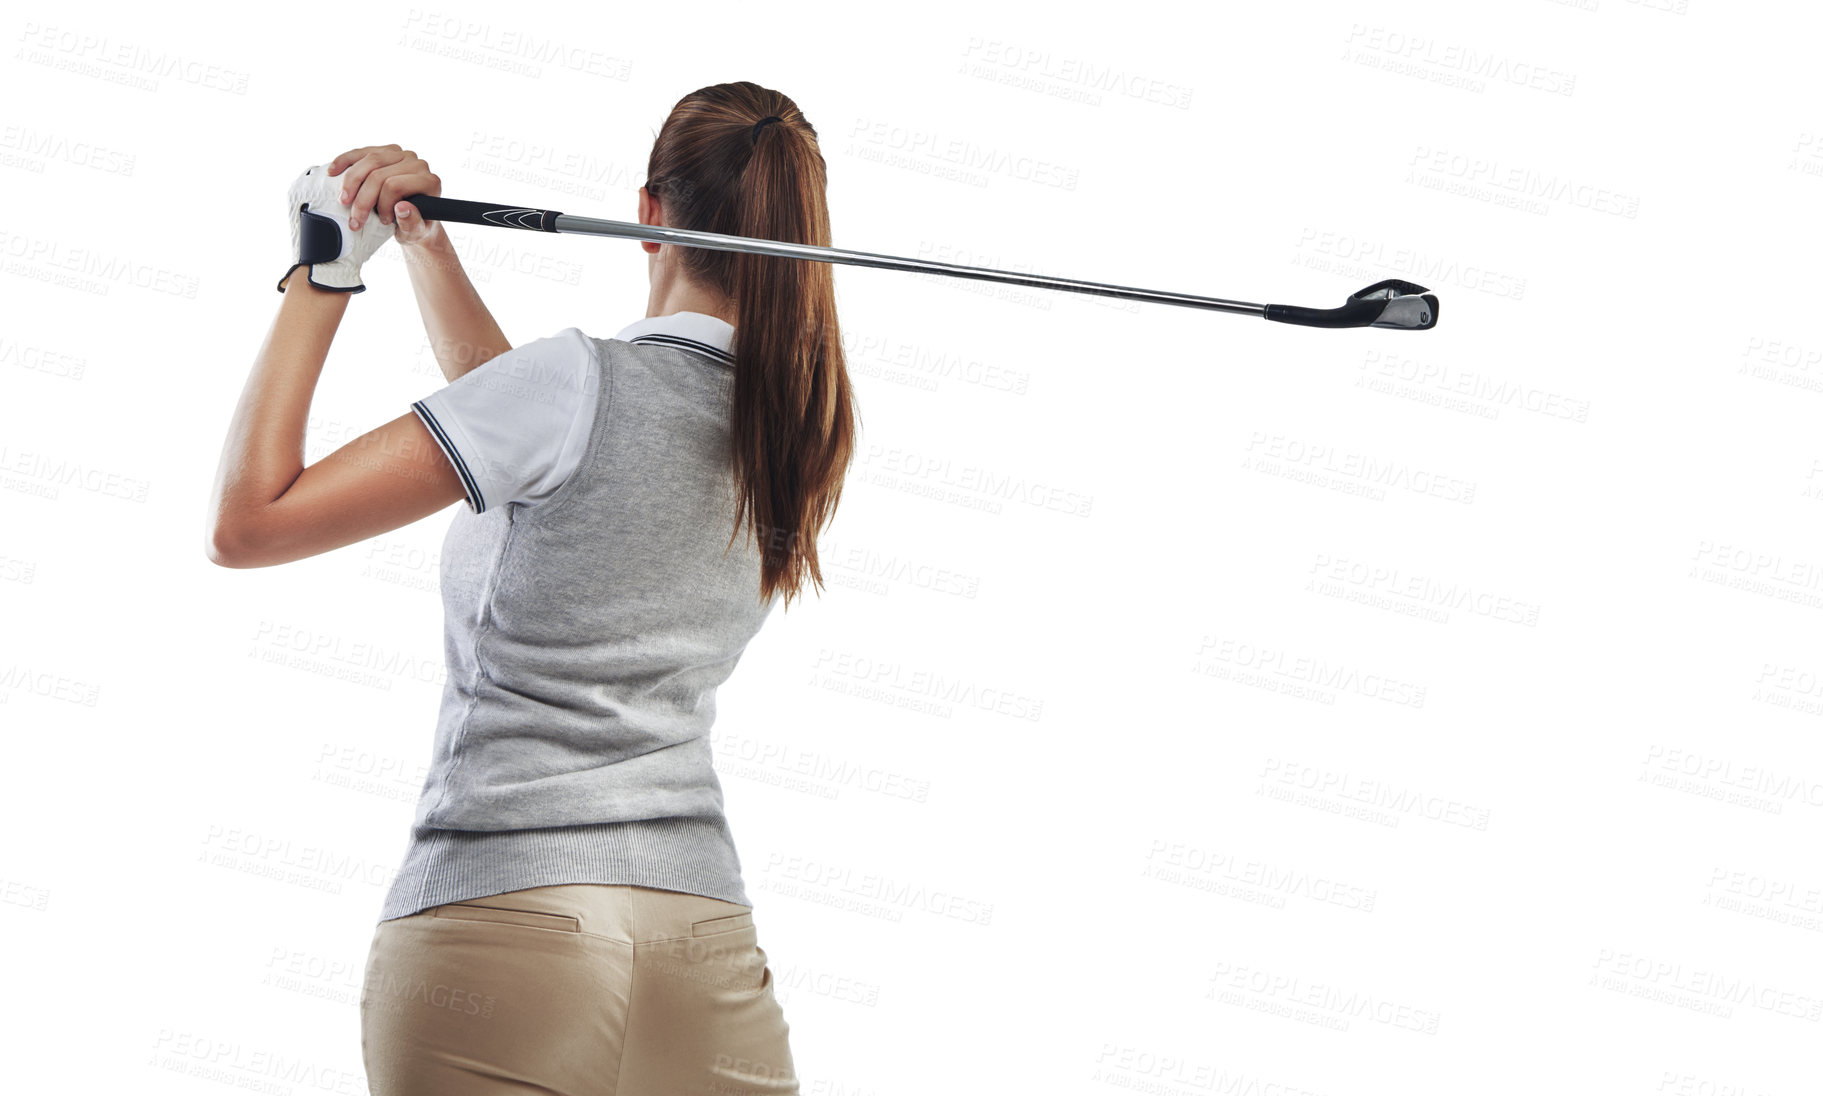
[410,311,736,514]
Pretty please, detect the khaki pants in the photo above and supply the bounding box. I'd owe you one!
[360,883,798,1095]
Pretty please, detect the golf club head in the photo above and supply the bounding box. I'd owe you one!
[1357,279,1439,330]
[1263,279,1440,330]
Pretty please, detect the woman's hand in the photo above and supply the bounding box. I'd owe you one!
[328,144,442,248]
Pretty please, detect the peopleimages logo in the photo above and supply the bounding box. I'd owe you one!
[1341,24,1577,97]
[957,37,1195,110]
[857,443,1094,518]
[846,118,1080,191]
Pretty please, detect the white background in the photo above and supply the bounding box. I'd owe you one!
[3,0,1820,1092]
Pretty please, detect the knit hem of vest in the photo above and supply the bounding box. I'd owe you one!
[377,814,752,923]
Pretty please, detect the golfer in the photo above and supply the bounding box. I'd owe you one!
[205,80,856,1095]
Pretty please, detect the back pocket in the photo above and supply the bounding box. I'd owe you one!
[432,903,582,933]
[690,911,754,937]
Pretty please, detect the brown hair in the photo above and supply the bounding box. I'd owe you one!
[644,81,858,610]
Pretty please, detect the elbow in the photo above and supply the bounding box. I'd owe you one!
[205,526,240,568]
[205,521,257,569]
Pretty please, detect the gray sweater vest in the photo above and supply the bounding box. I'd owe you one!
[379,334,776,923]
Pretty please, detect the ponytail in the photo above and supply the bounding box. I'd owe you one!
[646,82,857,610]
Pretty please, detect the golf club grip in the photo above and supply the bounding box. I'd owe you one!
[405,194,563,232]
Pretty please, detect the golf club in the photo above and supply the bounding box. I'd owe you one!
[402,193,1440,331]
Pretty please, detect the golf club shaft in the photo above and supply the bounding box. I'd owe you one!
[401,194,1437,330]
[403,194,1259,315]
[555,213,1262,315]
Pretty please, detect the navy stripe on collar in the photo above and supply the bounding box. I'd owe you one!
[627,333,736,368]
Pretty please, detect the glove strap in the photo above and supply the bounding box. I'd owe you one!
[297,205,342,265]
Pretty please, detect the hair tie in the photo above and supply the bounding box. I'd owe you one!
[750,115,784,143]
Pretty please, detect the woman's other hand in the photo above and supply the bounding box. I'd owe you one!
[329,144,443,248]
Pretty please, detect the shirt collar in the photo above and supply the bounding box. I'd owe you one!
[614,310,735,367]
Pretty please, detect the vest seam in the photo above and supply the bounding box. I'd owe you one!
[418,509,519,833]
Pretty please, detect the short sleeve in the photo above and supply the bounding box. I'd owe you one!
[410,327,602,514]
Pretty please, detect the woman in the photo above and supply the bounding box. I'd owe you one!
[205,81,856,1095]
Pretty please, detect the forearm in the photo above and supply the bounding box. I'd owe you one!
[401,225,512,383]
[206,269,347,554]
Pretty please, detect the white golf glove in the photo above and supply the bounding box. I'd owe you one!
[276,162,395,293]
